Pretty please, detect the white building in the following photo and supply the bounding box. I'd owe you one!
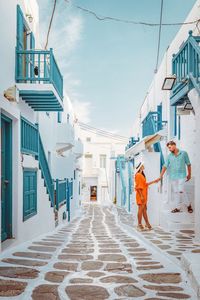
[81,129,126,205]
[115,0,200,240]
[0,0,83,251]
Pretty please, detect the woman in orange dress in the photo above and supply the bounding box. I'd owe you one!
[135,162,160,231]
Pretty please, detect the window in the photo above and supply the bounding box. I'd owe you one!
[100,155,106,168]
[23,169,37,221]
[86,137,91,142]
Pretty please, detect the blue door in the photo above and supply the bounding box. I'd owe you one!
[1,115,12,242]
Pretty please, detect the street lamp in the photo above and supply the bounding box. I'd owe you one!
[162,75,176,90]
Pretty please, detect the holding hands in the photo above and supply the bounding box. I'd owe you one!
[147,177,160,186]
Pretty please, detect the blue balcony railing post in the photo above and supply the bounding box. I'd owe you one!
[16,48,63,100]
[49,48,53,85]
[171,31,200,105]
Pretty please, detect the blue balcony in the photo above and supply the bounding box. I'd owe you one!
[16,48,63,111]
[142,105,167,138]
[142,108,166,168]
[171,31,200,106]
[125,137,140,151]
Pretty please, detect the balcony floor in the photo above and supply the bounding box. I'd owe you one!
[17,83,63,111]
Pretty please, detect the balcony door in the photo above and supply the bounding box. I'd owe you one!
[1,115,12,242]
[17,5,35,80]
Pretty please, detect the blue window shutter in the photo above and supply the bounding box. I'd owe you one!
[157,104,162,131]
[30,32,35,49]
[16,5,25,79]
[30,32,35,78]
[170,106,177,137]
[174,106,177,137]
[178,115,181,140]
[16,5,24,50]
[23,170,37,221]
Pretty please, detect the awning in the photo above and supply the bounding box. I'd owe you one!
[125,129,167,159]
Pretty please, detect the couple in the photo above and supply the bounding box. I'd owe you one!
[135,140,193,231]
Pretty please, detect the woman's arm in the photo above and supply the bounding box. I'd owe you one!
[147,178,160,186]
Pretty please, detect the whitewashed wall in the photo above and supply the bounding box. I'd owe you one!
[0,0,83,250]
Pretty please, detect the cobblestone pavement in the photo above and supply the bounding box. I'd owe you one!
[116,207,200,263]
[0,204,198,299]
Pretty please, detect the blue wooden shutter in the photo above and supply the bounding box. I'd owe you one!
[30,32,35,79]
[16,5,25,78]
[170,106,177,138]
[30,32,35,49]
[178,115,181,140]
[23,170,37,221]
[17,5,24,50]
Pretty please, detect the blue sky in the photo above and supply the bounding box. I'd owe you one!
[39,0,196,136]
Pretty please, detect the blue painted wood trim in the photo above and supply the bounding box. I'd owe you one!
[1,114,13,241]
[23,169,37,221]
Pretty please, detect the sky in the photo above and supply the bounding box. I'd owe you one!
[39,0,196,137]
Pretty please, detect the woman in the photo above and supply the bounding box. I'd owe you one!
[135,162,160,231]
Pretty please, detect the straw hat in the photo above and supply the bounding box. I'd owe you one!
[135,161,144,172]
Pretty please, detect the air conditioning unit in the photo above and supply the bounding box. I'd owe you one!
[4,86,19,103]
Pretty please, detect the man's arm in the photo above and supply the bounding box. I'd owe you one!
[160,166,167,179]
[186,164,191,181]
[184,151,191,181]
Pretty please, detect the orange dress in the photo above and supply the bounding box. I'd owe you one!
[135,173,148,205]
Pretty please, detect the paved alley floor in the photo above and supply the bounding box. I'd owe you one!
[0,204,198,299]
[116,206,200,264]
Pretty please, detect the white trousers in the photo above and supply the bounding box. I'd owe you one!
[171,179,190,209]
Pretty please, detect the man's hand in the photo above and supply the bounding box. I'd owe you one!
[186,174,191,182]
[154,178,160,183]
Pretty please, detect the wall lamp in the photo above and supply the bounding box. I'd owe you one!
[26,13,33,23]
[162,75,176,90]
[184,101,193,111]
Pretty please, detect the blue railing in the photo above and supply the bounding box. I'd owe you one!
[56,179,67,210]
[21,117,38,155]
[171,31,200,104]
[126,137,140,151]
[38,135,54,206]
[128,161,133,212]
[66,179,73,221]
[142,110,165,168]
[116,156,127,207]
[16,48,63,99]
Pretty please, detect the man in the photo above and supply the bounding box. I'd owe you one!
[160,141,193,213]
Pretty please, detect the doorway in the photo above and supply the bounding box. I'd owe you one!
[1,114,12,242]
[90,186,97,201]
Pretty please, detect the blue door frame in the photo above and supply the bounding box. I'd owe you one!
[1,114,12,242]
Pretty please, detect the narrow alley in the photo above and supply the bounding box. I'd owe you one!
[0,204,197,299]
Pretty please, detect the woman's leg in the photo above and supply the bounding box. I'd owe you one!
[142,204,151,226]
[137,204,143,225]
